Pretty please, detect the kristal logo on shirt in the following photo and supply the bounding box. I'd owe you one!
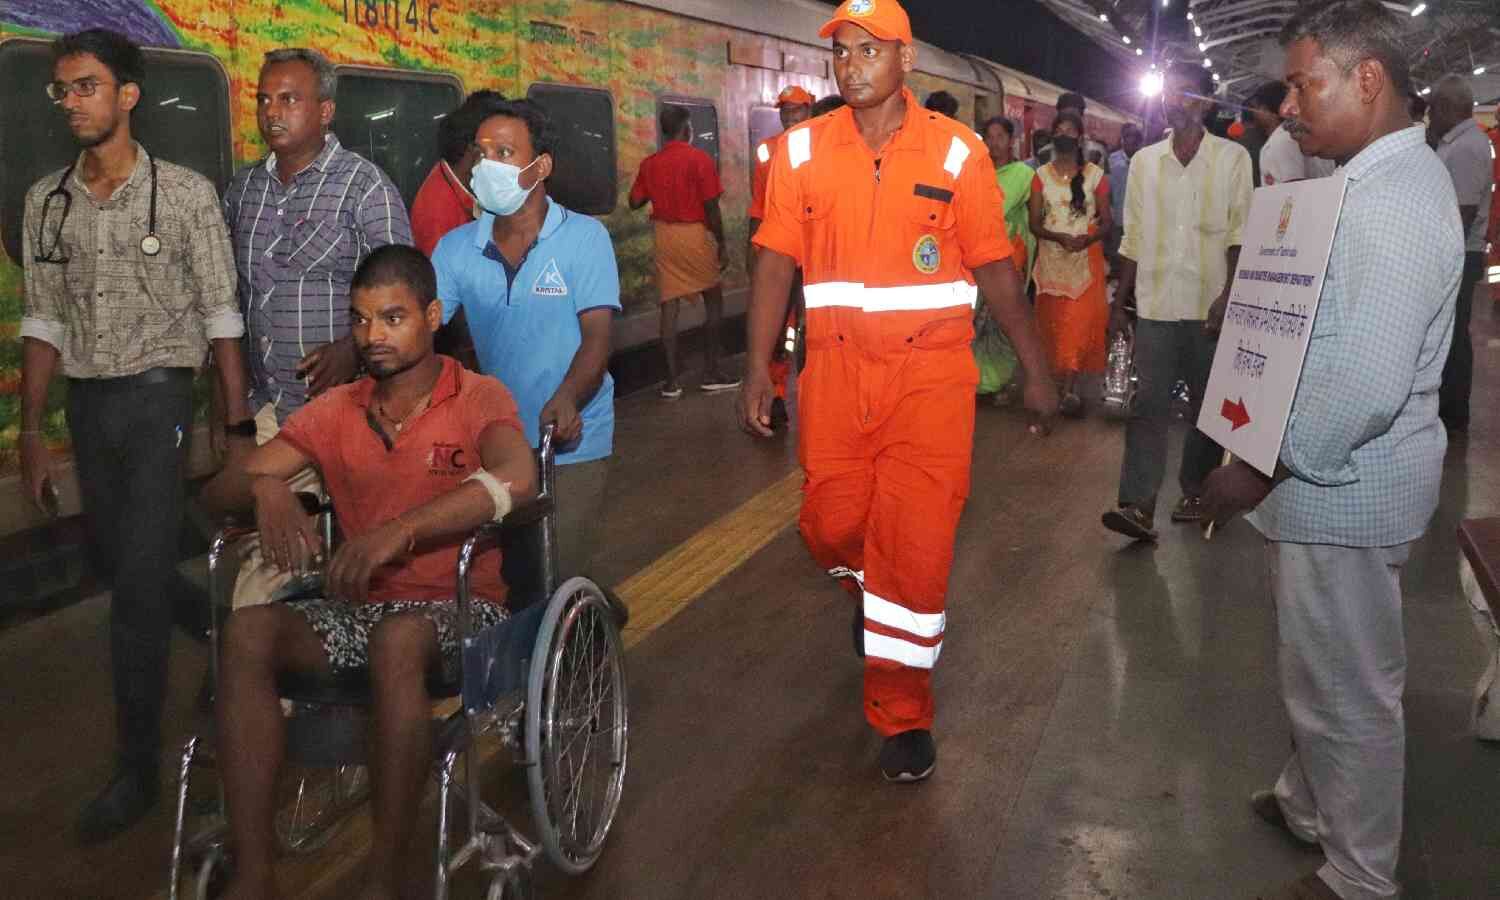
[534,258,569,296]
[428,442,468,475]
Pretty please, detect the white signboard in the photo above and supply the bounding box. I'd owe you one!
[1197,174,1349,476]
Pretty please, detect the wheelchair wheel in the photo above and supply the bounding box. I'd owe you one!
[525,577,628,875]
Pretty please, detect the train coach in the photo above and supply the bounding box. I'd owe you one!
[0,0,1134,538]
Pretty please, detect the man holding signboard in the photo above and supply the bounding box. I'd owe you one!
[1199,3,1464,898]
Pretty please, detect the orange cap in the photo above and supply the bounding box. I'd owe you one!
[818,0,913,45]
[777,86,815,107]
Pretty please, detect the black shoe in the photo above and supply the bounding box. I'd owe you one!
[1102,505,1158,542]
[76,767,160,846]
[769,396,789,430]
[879,729,936,783]
[852,606,865,658]
[1249,790,1320,851]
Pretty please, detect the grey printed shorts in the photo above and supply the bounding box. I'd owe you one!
[287,597,508,680]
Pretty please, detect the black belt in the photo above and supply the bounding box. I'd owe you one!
[69,367,193,393]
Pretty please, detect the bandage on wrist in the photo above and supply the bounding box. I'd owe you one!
[464,469,514,522]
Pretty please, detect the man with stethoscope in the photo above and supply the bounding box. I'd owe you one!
[18,29,252,845]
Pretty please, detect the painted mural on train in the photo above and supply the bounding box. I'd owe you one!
[0,0,854,474]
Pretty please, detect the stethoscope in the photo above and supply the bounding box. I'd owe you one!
[34,152,160,264]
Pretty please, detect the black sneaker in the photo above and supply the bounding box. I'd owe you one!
[1250,790,1320,851]
[76,766,159,846]
[1102,505,1158,542]
[879,729,936,783]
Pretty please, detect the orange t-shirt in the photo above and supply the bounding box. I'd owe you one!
[278,355,523,605]
[752,88,1011,352]
[629,141,723,224]
[410,161,477,258]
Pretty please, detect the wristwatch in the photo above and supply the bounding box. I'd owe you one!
[225,419,257,438]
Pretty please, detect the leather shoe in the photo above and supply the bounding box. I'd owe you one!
[76,767,159,846]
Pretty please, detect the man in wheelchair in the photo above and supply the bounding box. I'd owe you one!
[200,244,538,900]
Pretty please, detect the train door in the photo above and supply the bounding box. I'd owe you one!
[747,104,781,183]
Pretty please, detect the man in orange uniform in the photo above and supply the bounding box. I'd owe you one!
[748,85,815,428]
[738,0,1056,782]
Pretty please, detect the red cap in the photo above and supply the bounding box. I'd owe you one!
[1227,121,1246,139]
[777,86,815,108]
[818,0,914,45]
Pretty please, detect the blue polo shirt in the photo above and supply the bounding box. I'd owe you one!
[432,198,621,465]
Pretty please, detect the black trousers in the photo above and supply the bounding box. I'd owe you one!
[1439,251,1486,431]
[67,370,193,771]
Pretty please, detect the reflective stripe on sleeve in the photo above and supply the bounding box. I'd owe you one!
[864,631,942,669]
[788,127,812,170]
[757,142,771,164]
[943,136,971,177]
[863,590,945,639]
[803,280,978,313]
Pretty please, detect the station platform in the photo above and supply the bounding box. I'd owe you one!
[2,303,1498,899]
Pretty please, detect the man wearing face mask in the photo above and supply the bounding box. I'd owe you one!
[1101,63,1250,541]
[431,99,620,574]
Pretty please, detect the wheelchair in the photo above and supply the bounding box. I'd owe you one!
[168,425,629,899]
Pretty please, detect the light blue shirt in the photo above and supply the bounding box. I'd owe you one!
[1250,126,1464,547]
[432,198,621,465]
[1108,149,1131,228]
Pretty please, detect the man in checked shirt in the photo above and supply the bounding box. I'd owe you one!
[223,48,411,604]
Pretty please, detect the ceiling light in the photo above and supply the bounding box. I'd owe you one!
[1162,0,1170,7]
[1136,47,1144,55]
[1212,72,1221,82]
[1099,12,1109,21]
[1141,71,1165,97]
[1194,25,1203,37]
[1203,57,1212,67]
[1419,86,1431,95]
[1199,41,1208,52]
[1186,11,1193,20]
[1476,66,1488,75]
[1123,35,1131,44]
[1409,3,1426,15]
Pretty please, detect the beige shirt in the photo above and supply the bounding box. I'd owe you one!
[1119,131,1253,322]
[21,142,243,379]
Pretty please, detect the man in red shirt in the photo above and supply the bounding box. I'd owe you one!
[739,0,1056,782]
[201,245,538,900]
[630,105,738,397]
[410,89,506,256]
[749,85,815,428]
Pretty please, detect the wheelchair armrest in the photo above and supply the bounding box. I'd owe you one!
[500,495,555,531]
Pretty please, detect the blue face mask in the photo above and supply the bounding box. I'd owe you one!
[471,157,541,216]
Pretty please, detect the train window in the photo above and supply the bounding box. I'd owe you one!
[526,83,617,216]
[331,66,463,209]
[0,39,232,266]
[657,96,720,167]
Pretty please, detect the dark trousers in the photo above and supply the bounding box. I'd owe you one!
[1439,251,1485,430]
[67,371,193,772]
[1118,319,1223,517]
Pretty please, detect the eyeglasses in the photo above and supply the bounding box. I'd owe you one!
[45,77,115,102]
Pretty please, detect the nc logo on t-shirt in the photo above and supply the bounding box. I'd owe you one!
[533,258,569,297]
[428,442,468,476]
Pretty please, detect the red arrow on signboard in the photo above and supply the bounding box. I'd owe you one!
[1221,397,1251,431]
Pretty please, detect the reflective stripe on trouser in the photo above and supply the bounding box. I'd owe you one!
[798,320,977,736]
[1267,541,1410,900]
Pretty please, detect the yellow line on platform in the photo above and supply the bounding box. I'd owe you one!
[155,470,803,900]
[617,470,803,648]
